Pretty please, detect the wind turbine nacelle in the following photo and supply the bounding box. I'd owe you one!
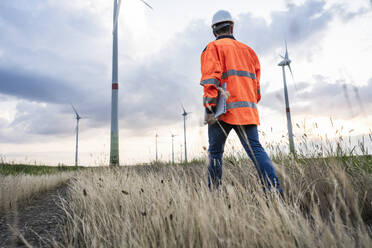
[278,59,291,66]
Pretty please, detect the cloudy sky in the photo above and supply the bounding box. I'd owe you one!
[0,0,371,165]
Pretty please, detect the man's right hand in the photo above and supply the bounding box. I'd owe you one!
[204,112,217,125]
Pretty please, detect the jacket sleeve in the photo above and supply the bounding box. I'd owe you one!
[200,43,222,109]
[251,49,261,103]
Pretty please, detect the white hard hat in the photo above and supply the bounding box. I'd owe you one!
[212,10,234,27]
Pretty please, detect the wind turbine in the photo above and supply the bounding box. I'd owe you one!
[109,0,153,166]
[278,41,295,154]
[171,134,177,164]
[71,104,82,167]
[180,144,183,163]
[353,86,366,117]
[181,105,191,163]
[342,84,354,117]
[155,133,159,162]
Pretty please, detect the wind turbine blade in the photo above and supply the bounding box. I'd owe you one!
[287,64,298,91]
[71,103,79,116]
[288,64,294,79]
[139,0,153,10]
[279,54,285,59]
[342,84,354,117]
[180,103,186,113]
[285,40,288,60]
[353,86,366,116]
[117,0,122,19]
[113,0,122,32]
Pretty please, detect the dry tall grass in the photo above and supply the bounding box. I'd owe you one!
[57,158,372,247]
[0,173,73,213]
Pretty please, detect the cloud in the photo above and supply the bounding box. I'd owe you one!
[237,0,370,55]
[0,68,81,103]
[0,100,78,143]
[0,117,8,129]
[0,0,369,144]
[261,76,372,119]
[332,1,371,21]
[117,19,211,129]
[236,0,333,54]
[11,102,73,135]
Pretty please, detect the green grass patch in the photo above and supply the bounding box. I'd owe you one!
[0,163,82,176]
[271,155,372,174]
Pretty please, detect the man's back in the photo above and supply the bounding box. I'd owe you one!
[212,37,258,74]
[201,35,261,125]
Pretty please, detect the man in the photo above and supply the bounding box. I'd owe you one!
[200,10,282,193]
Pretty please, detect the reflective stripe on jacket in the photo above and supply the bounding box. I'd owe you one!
[200,35,261,125]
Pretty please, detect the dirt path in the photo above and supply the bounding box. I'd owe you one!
[0,185,68,248]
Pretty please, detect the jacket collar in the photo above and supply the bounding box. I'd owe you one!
[216,35,235,40]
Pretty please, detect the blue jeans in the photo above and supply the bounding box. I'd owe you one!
[208,121,282,193]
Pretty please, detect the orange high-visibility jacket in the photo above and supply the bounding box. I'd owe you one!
[200,35,261,125]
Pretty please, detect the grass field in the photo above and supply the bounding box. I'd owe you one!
[2,130,371,247]
[56,153,372,247]
[0,163,78,214]
[0,163,80,176]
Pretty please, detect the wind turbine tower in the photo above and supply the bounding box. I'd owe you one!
[155,133,159,162]
[171,134,177,164]
[278,41,295,154]
[109,0,121,166]
[180,144,183,163]
[109,0,153,166]
[181,105,191,163]
[71,104,82,167]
